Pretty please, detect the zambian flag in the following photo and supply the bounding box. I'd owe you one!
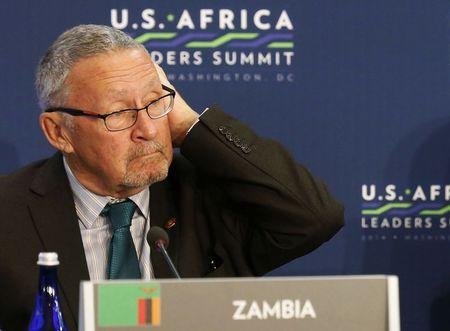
[138,297,161,325]
[98,283,161,327]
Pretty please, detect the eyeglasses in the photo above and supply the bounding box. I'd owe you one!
[45,84,176,132]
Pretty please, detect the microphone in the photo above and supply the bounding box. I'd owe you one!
[147,226,181,279]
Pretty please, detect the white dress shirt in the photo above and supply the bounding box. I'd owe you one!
[63,158,153,280]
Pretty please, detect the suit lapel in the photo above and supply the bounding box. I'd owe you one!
[149,175,180,278]
[28,153,89,325]
[26,152,182,324]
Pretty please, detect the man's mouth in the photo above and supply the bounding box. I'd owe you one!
[134,151,161,160]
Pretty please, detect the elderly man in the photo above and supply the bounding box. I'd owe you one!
[0,25,343,329]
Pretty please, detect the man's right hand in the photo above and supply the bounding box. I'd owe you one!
[154,63,199,147]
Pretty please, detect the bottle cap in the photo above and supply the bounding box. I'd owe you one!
[37,252,60,266]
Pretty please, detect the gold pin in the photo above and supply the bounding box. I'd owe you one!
[164,217,176,230]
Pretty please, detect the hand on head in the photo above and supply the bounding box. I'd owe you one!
[154,63,199,147]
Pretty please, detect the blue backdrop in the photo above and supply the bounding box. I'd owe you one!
[1,1,449,330]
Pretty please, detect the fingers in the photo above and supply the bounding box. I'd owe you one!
[154,63,172,88]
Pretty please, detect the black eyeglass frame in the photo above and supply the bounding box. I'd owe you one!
[45,84,176,132]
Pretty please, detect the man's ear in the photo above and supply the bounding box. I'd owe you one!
[39,113,74,154]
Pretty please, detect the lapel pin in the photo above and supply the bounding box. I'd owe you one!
[164,217,176,230]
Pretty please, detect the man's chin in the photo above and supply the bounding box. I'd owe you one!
[121,159,169,188]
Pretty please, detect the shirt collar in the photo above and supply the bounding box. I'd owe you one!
[63,157,150,229]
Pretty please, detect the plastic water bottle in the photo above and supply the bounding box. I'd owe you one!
[28,252,67,331]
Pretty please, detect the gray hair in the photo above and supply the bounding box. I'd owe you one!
[35,24,146,110]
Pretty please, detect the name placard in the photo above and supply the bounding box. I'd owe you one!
[79,275,400,331]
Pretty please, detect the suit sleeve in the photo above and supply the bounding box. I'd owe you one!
[180,105,344,275]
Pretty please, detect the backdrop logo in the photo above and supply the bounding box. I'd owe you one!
[360,184,450,241]
[110,8,295,83]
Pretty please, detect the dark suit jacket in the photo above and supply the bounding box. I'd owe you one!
[0,106,344,330]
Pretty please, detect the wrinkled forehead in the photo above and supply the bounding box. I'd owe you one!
[67,48,161,99]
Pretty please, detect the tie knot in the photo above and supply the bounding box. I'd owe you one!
[102,199,137,231]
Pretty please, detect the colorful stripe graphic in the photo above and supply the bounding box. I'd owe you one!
[420,205,450,216]
[361,203,450,216]
[135,32,177,44]
[186,32,259,48]
[134,32,294,49]
[362,203,412,215]
[145,32,217,48]
[138,297,161,326]
[267,41,294,49]
[228,33,293,47]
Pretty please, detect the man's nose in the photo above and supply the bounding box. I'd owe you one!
[131,109,158,141]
